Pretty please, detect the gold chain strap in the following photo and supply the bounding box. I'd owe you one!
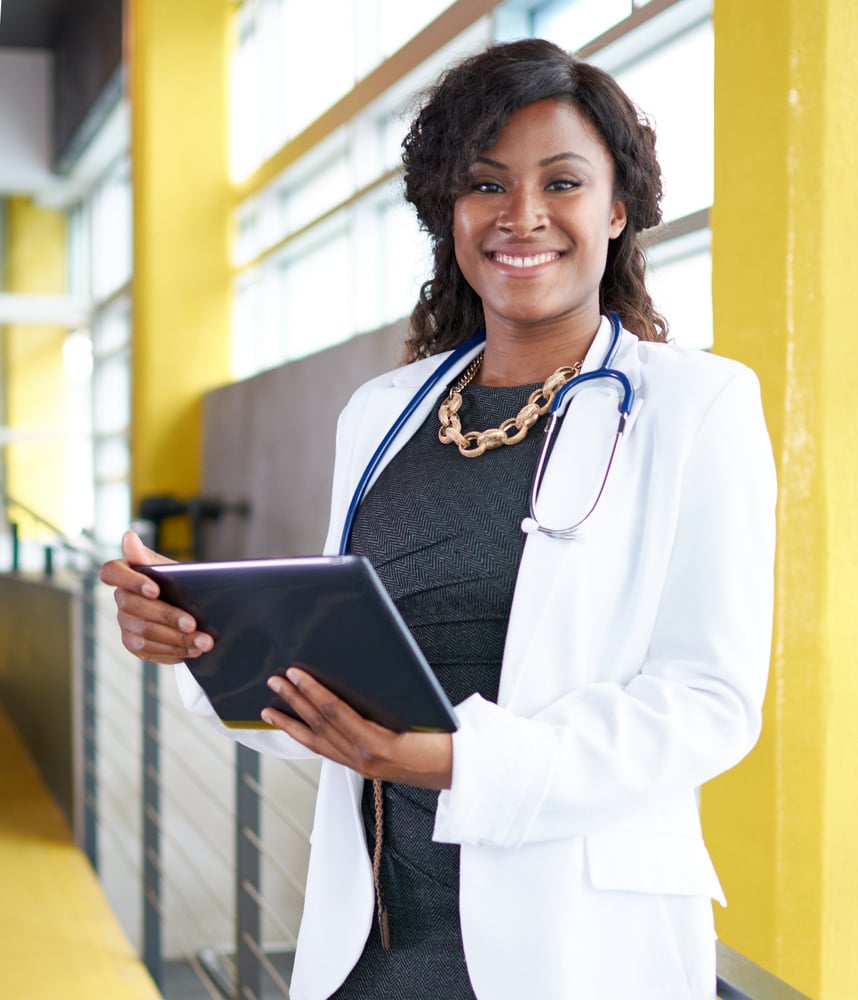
[371,777,391,949]
[437,355,583,458]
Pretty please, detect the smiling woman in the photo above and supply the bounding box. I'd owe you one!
[451,99,627,382]
[100,37,776,1000]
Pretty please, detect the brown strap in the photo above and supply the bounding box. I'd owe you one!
[371,777,391,950]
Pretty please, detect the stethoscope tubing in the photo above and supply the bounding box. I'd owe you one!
[339,313,633,553]
[338,329,485,554]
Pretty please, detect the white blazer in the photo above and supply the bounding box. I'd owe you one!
[177,316,777,999]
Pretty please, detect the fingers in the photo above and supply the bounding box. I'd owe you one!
[100,531,174,598]
[113,587,212,663]
[263,670,388,770]
[100,529,207,665]
[261,670,453,788]
[121,529,175,567]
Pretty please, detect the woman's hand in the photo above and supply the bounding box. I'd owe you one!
[99,530,214,664]
[262,668,453,789]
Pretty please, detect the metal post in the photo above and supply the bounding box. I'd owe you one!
[236,743,262,999]
[142,660,163,988]
[81,571,98,868]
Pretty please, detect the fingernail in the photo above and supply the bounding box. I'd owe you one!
[267,677,283,694]
[261,711,274,726]
[286,668,300,685]
[178,616,195,632]
[143,583,159,598]
[194,634,212,651]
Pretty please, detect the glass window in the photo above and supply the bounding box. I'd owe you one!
[92,350,131,436]
[91,158,132,300]
[535,0,632,50]
[646,229,712,350]
[613,19,713,223]
[230,0,464,183]
[279,0,356,144]
[377,195,431,328]
[373,0,455,63]
[94,480,132,546]
[280,221,352,360]
[229,0,713,379]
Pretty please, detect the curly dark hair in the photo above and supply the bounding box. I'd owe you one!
[401,38,668,360]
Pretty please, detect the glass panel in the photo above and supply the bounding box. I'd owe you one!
[94,480,131,546]
[232,274,264,378]
[279,0,356,142]
[378,197,431,328]
[646,232,712,350]
[68,204,91,298]
[91,158,132,299]
[94,435,131,481]
[280,223,352,359]
[535,0,632,51]
[93,350,131,436]
[374,0,455,61]
[92,298,131,358]
[230,0,263,180]
[614,20,713,223]
[279,153,352,236]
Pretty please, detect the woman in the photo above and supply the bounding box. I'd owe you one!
[102,39,776,999]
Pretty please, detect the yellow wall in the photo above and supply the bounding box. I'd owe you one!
[2,197,69,537]
[128,0,232,553]
[705,1,858,996]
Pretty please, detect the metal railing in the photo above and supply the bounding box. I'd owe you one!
[1,499,811,1000]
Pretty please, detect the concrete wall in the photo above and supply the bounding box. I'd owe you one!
[0,574,76,826]
[199,318,409,561]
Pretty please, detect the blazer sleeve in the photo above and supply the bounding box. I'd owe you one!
[433,367,777,848]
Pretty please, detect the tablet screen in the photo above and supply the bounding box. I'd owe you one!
[135,555,458,733]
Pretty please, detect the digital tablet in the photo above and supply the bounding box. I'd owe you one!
[134,555,458,733]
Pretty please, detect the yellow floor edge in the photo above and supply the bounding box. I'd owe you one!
[0,703,163,1000]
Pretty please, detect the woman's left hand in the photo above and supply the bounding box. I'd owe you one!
[262,668,453,789]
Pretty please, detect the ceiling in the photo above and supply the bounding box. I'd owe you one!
[0,0,72,49]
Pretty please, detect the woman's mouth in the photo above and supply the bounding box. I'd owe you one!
[489,251,562,269]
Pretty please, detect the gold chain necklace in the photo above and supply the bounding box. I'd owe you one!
[437,353,584,458]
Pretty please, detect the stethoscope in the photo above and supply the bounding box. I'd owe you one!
[338,312,634,553]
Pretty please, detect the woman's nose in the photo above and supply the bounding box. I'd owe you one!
[496,187,548,234]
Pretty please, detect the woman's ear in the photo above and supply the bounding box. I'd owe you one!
[609,199,628,239]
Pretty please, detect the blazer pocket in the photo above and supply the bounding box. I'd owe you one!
[585,830,726,905]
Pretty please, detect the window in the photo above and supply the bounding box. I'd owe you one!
[534,0,714,347]
[68,142,133,546]
[229,0,713,377]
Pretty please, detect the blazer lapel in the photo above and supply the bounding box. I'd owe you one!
[498,323,644,708]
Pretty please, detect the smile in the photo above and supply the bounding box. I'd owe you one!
[490,251,562,269]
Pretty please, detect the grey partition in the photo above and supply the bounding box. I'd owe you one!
[0,574,77,826]
[200,319,408,562]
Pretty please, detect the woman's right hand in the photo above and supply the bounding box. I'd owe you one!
[99,530,214,664]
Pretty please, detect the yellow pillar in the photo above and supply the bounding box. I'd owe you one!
[2,197,69,536]
[704,1,858,996]
[128,0,233,552]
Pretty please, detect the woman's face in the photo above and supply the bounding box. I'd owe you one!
[452,98,627,339]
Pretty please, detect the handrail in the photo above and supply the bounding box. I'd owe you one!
[1,491,112,571]
[716,941,812,999]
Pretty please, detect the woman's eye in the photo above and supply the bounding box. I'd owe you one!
[548,178,582,191]
[471,180,503,194]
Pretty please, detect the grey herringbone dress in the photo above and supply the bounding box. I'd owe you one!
[330,380,547,999]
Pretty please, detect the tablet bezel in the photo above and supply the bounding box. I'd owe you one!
[134,555,459,734]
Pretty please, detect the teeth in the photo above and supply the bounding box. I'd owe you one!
[493,252,559,268]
